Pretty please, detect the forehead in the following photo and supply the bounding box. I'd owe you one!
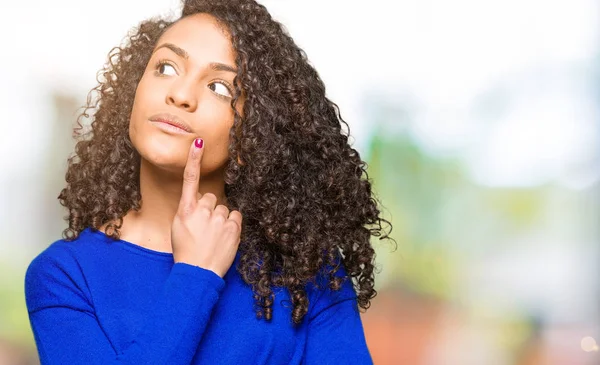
[156,13,235,63]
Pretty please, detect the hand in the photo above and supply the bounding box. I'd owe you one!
[171,138,243,278]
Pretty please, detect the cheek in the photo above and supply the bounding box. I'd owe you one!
[131,76,162,115]
[128,77,190,169]
[197,109,235,166]
[129,75,166,139]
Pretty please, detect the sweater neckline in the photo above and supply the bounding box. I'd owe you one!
[83,227,175,261]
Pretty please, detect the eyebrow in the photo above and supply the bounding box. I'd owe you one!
[153,42,238,74]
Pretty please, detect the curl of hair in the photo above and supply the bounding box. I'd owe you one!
[59,0,395,325]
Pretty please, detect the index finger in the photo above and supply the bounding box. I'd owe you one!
[179,138,204,212]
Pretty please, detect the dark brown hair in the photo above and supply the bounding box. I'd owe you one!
[59,0,395,325]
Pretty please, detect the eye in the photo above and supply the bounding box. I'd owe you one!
[155,60,177,76]
[208,81,233,98]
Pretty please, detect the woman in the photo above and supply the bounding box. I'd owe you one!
[25,0,394,363]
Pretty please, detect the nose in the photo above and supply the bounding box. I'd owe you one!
[166,78,198,112]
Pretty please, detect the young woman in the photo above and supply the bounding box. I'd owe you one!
[25,0,394,363]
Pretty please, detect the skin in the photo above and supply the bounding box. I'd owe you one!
[61,3,389,322]
[102,13,244,266]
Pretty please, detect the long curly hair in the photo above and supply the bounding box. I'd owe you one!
[59,0,394,325]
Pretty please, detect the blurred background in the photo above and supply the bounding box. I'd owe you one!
[0,0,598,364]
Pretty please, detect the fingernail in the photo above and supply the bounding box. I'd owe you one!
[195,138,204,149]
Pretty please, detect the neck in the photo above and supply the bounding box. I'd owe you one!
[113,158,228,253]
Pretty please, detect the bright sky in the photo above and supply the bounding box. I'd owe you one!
[0,0,598,187]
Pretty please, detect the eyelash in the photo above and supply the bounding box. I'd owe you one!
[153,59,175,76]
[211,79,235,100]
[153,59,234,99]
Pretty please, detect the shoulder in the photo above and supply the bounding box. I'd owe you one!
[26,228,97,279]
[26,237,79,278]
[25,229,96,313]
[305,259,359,320]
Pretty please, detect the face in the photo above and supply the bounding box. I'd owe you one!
[129,13,242,176]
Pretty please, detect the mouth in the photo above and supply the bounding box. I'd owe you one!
[148,113,193,134]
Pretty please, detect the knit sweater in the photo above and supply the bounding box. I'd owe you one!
[24,227,373,364]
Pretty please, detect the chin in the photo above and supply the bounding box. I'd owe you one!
[146,151,187,172]
[132,130,190,172]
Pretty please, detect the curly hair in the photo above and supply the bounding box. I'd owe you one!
[59,0,395,325]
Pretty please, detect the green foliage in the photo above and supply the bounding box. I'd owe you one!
[364,125,545,300]
[0,258,34,345]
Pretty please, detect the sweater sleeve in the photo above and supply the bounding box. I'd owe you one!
[24,245,224,365]
[303,268,374,365]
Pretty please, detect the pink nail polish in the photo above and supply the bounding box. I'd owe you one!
[195,138,204,149]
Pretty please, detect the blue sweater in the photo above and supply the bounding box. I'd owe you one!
[24,227,373,364]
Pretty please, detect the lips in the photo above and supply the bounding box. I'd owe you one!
[148,113,192,133]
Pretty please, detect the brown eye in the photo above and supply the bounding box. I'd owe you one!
[155,61,177,76]
[208,81,232,98]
